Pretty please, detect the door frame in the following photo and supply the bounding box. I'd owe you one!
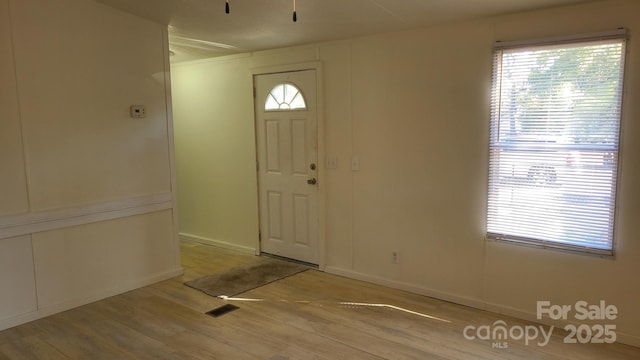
[250,61,326,270]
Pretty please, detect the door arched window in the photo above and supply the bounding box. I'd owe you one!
[265,83,307,111]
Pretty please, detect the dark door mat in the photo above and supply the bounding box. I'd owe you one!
[185,257,309,298]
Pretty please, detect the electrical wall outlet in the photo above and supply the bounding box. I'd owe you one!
[392,251,400,264]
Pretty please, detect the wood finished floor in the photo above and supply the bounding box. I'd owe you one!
[1,240,639,359]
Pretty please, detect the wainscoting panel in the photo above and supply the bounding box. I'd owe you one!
[0,195,182,331]
[32,210,177,310]
[0,235,37,321]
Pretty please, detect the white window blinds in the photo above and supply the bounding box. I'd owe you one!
[486,31,626,255]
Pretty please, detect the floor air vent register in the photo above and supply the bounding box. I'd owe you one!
[206,304,240,317]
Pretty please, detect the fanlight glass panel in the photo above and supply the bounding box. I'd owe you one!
[265,83,306,111]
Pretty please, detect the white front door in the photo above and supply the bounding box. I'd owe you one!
[254,70,318,264]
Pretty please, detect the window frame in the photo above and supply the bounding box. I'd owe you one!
[486,29,628,257]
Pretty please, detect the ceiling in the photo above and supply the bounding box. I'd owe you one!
[95,0,598,63]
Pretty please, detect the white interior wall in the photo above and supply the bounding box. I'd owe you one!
[0,0,28,217]
[0,0,181,330]
[171,0,640,346]
[172,55,260,254]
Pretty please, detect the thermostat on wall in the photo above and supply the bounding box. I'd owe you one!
[130,105,146,118]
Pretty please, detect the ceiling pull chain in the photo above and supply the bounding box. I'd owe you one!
[293,0,297,22]
[223,0,297,21]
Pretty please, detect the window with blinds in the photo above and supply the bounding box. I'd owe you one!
[486,31,626,255]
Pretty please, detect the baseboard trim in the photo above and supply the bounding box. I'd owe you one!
[0,193,173,240]
[0,267,183,332]
[324,266,640,348]
[324,266,486,310]
[180,233,259,255]
[617,333,640,348]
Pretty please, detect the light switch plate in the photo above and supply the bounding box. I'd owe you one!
[327,156,338,169]
[351,156,360,171]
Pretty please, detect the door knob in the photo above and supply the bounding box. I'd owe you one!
[307,178,317,185]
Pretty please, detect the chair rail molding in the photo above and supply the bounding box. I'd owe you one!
[0,193,173,240]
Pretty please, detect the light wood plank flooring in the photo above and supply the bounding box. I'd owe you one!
[1,240,639,359]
